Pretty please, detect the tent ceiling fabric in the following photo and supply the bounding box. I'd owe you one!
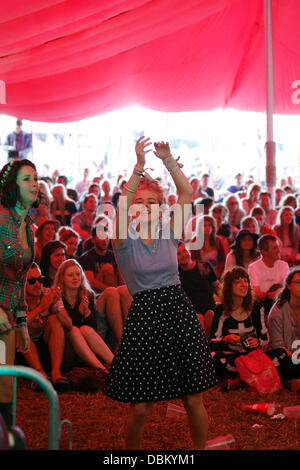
[1,0,300,122]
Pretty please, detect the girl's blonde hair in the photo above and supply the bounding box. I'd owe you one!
[51,183,73,225]
[54,259,93,301]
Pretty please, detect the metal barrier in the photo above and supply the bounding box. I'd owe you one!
[0,365,72,450]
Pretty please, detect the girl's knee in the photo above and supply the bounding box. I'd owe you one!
[182,393,204,411]
[130,402,153,419]
[106,287,120,300]
[67,326,80,338]
[79,325,94,335]
[46,315,64,333]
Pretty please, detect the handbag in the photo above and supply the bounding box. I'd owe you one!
[234,348,282,394]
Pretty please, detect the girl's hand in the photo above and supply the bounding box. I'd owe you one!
[79,296,90,317]
[135,137,152,168]
[51,286,61,303]
[153,141,172,160]
[0,307,11,333]
[223,334,240,344]
[247,337,259,349]
[16,326,30,353]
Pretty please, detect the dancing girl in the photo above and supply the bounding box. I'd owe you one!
[103,137,217,450]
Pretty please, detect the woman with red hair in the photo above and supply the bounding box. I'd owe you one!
[210,267,287,389]
[103,137,217,450]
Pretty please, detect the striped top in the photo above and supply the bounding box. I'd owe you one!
[209,302,269,353]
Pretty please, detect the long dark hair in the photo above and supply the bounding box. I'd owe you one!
[39,240,66,287]
[0,159,39,208]
[275,205,297,246]
[220,266,254,316]
[233,234,259,267]
[276,267,300,308]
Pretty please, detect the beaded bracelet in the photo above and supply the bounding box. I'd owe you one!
[163,156,183,174]
[15,310,27,319]
[124,184,136,194]
[16,316,27,324]
[15,316,27,328]
[133,165,145,177]
[15,322,27,329]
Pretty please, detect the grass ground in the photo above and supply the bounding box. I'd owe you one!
[13,377,300,452]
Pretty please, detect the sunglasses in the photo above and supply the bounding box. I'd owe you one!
[28,276,45,285]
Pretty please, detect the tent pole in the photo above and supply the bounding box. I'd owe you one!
[264,0,276,207]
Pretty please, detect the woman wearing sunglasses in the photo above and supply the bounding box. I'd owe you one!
[223,193,245,234]
[0,159,38,428]
[18,263,69,391]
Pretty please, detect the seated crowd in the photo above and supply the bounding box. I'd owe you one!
[15,168,300,392]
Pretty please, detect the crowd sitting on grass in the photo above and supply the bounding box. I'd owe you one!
[11,162,300,393]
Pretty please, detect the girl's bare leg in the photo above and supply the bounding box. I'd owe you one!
[79,325,114,367]
[125,402,153,450]
[181,393,208,450]
[67,326,107,370]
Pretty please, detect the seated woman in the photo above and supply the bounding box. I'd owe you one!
[17,263,69,391]
[295,194,300,226]
[209,267,288,388]
[34,216,59,264]
[240,215,260,234]
[280,193,297,210]
[39,240,66,287]
[30,180,52,225]
[224,229,260,272]
[189,215,225,278]
[268,267,300,390]
[241,183,261,215]
[250,206,277,237]
[54,259,114,374]
[209,203,232,255]
[273,206,300,266]
[223,193,245,234]
[58,226,81,260]
[50,183,77,227]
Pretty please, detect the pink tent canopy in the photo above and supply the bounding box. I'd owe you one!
[1,0,300,122]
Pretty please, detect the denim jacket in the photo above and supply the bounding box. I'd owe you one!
[0,205,34,324]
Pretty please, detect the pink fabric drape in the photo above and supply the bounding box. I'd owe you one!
[1,0,300,122]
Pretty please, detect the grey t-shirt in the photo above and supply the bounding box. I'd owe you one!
[113,223,180,296]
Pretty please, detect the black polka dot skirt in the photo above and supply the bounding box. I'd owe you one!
[103,284,218,403]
